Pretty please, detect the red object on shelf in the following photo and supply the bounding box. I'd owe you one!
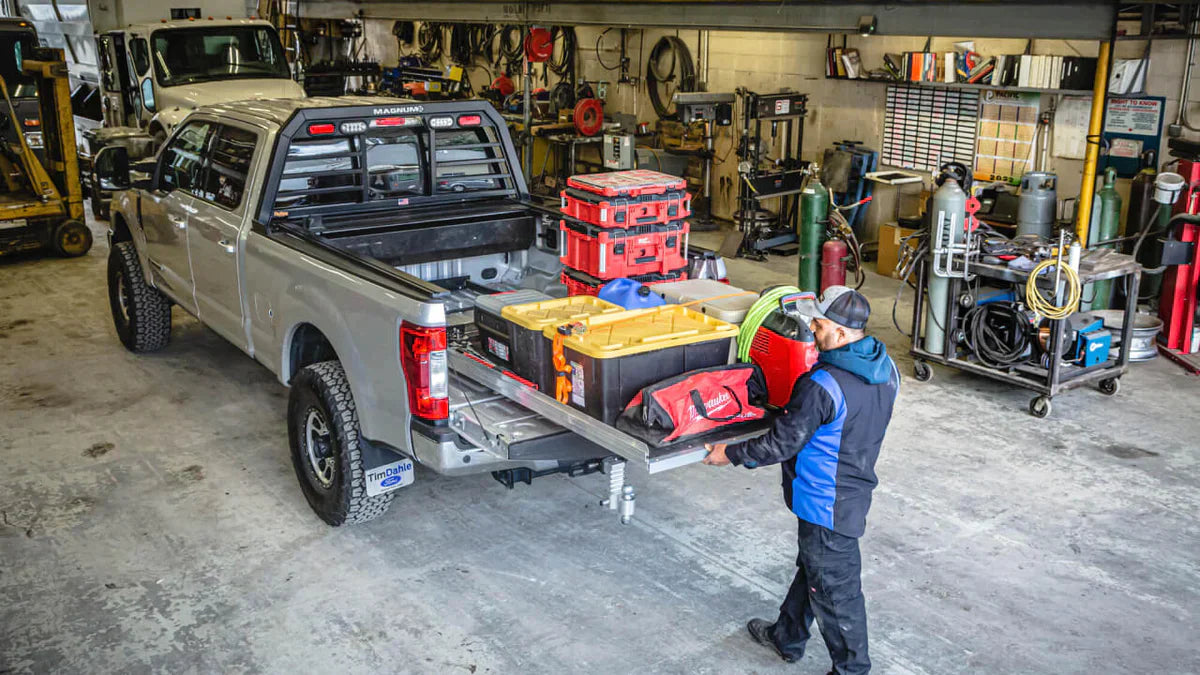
[820,239,848,293]
[560,219,689,279]
[560,187,690,227]
[566,169,688,198]
[561,267,687,297]
[524,28,553,62]
[491,74,515,96]
[1159,158,1200,353]
[573,98,604,136]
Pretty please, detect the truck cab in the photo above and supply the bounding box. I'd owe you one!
[96,17,303,144]
[0,19,46,162]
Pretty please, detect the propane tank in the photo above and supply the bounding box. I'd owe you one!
[924,174,967,356]
[820,239,848,293]
[798,172,829,292]
[1084,167,1122,310]
[1016,171,1057,239]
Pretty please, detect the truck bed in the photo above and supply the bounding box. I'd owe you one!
[285,199,767,474]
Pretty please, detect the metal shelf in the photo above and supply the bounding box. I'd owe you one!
[825,77,1094,97]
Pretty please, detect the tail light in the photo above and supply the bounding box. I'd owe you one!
[400,321,448,421]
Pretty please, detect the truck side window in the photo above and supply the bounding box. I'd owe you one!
[434,128,502,194]
[160,120,213,196]
[129,38,150,76]
[201,125,256,210]
[365,132,422,199]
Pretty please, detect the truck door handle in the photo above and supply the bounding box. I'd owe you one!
[218,239,236,254]
[169,216,186,229]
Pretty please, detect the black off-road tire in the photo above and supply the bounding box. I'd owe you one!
[108,241,172,352]
[288,361,395,526]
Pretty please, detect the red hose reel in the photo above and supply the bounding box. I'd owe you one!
[573,98,604,136]
[524,28,553,62]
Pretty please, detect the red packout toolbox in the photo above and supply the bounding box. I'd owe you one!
[561,266,687,297]
[566,169,688,198]
[560,187,691,227]
[560,218,689,279]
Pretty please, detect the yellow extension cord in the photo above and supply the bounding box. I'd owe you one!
[1025,258,1081,321]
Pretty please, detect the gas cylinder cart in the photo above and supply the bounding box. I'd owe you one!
[908,244,1144,419]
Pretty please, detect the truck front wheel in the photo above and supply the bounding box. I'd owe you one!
[108,241,172,352]
[288,361,395,526]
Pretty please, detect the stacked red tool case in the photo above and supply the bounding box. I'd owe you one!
[559,169,692,296]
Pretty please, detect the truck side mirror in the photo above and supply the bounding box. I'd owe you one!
[93,145,130,190]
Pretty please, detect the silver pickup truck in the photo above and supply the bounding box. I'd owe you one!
[96,97,763,527]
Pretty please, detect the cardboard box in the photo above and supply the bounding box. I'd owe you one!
[876,222,918,279]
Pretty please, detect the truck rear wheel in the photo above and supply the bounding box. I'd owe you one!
[108,241,172,352]
[288,360,395,526]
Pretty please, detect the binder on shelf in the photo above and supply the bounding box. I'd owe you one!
[1019,54,1032,87]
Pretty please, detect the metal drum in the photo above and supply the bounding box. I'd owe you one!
[1017,171,1057,239]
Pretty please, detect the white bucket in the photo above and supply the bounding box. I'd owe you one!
[1154,172,1186,205]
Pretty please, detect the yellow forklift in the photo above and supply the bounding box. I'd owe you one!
[0,43,89,257]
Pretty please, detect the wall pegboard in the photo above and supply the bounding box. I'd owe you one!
[882,85,979,174]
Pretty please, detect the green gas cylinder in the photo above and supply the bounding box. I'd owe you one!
[798,175,829,292]
[1085,167,1122,310]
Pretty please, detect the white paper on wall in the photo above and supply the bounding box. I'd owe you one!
[1053,96,1092,161]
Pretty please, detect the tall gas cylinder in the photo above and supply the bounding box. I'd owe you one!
[1016,171,1057,239]
[924,176,967,356]
[1084,166,1122,310]
[820,239,848,292]
[798,174,829,292]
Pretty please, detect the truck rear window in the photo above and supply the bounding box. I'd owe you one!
[270,116,514,217]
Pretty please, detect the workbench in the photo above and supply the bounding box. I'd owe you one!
[909,249,1143,417]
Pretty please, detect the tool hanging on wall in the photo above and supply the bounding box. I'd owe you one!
[646,36,696,120]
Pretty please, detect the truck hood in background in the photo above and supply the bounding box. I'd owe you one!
[155,78,306,131]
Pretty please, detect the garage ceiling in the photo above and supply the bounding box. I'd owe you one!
[306,1,1121,40]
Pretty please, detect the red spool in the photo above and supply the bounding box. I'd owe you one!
[524,28,553,62]
[820,239,848,293]
[573,98,604,136]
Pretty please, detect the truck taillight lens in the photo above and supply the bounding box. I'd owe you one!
[400,321,448,421]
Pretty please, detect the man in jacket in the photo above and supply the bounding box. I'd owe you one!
[704,286,899,675]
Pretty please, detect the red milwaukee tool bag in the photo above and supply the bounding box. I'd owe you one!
[616,364,768,446]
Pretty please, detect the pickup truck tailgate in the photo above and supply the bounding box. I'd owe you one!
[448,349,768,473]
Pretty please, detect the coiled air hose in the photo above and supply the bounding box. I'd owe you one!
[737,286,802,362]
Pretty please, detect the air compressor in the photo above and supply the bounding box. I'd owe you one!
[744,291,819,407]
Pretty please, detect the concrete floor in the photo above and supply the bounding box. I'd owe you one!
[2,217,1198,675]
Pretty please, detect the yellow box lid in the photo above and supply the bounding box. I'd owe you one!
[543,304,738,358]
[501,295,625,330]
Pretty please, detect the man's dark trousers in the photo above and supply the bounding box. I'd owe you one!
[770,519,870,674]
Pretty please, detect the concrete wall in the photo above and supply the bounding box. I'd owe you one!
[356,21,1200,238]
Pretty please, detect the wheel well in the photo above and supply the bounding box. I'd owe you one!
[110,213,132,243]
[288,323,338,383]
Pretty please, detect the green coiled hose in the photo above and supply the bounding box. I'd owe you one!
[737,285,802,362]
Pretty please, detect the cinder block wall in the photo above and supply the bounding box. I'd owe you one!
[355,19,1199,238]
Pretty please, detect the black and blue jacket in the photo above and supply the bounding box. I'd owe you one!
[726,336,899,538]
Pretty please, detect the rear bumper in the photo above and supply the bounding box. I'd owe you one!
[408,418,568,477]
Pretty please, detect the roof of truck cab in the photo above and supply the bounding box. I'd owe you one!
[199,96,434,128]
[112,18,275,35]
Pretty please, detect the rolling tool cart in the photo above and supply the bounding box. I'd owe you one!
[909,228,1144,418]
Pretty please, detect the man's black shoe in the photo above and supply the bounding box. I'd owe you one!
[746,618,799,663]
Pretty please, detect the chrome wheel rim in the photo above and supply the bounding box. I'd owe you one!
[304,407,335,488]
[116,274,130,323]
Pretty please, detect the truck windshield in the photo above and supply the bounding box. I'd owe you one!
[151,26,289,87]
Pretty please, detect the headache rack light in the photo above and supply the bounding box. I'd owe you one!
[371,116,417,128]
[456,114,482,127]
[307,123,336,135]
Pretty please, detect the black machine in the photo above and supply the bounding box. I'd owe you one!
[733,89,810,257]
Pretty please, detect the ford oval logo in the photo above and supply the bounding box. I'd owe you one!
[380,475,403,488]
